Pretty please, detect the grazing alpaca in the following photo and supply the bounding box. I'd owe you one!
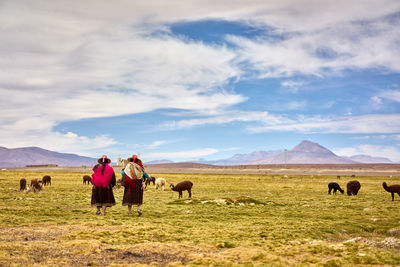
[155,178,166,190]
[170,181,193,199]
[29,179,42,192]
[346,180,361,196]
[20,178,27,191]
[83,175,92,184]
[116,178,122,189]
[145,176,156,188]
[382,182,400,201]
[42,175,51,186]
[328,182,344,194]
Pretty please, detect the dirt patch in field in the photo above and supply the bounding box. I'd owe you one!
[0,225,217,266]
[345,237,400,249]
[0,225,192,266]
[0,224,279,266]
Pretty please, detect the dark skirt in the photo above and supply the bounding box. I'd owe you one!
[91,186,116,207]
[122,179,143,205]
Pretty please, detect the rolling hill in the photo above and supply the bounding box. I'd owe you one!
[0,146,97,167]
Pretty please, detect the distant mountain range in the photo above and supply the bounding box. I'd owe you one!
[0,140,395,168]
[345,155,394,164]
[148,140,395,165]
[0,146,97,167]
[146,159,175,165]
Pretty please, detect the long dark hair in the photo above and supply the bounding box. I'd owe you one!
[101,162,106,174]
[100,157,108,174]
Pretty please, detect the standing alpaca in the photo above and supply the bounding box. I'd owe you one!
[42,175,51,186]
[328,182,344,194]
[145,176,156,189]
[170,181,193,199]
[20,178,27,191]
[346,180,361,196]
[155,178,166,190]
[382,182,400,201]
[83,175,92,184]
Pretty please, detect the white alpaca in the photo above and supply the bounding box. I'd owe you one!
[155,178,166,190]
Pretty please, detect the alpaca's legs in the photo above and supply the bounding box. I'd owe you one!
[328,187,332,194]
[392,192,394,201]
[188,189,192,199]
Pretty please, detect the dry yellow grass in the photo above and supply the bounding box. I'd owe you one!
[0,170,399,266]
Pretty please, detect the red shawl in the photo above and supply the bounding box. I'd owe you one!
[91,163,114,188]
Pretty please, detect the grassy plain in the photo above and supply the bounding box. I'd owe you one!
[0,170,399,266]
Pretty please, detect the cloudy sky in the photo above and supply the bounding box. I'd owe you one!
[1,0,400,162]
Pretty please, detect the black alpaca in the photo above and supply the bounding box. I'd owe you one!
[328,182,344,194]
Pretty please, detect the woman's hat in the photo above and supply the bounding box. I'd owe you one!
[127,155,138,162]
[97,155,111,164]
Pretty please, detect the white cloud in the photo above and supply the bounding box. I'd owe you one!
[143,140,169,150]
[281,81,304,93]
[0,1,247,151]
[1,0,400,153]
[227,16,400,78]
[333,144,400,162]
[160,110,283,129]
[392,135,400,140]
[143,148,218,160]
[378,90,400,102]
[249,114,400,134]
[370,96,383,105]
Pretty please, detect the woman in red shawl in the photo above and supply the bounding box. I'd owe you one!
[122,155,148,216]
[91,155,116,216]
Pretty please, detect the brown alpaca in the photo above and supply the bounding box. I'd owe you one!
[145,176,156,188]
[346,180,361,196]
[42,175,51,186]
[20,178,27,191]
[170,181,193,199]
[30,179,42,192]
[83,175,92,184]
[382,182,400,201]
[116,178,122,188]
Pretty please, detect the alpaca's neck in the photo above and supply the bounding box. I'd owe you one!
[383,183,391,192]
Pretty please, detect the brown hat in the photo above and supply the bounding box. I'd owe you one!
[97,155,111,164]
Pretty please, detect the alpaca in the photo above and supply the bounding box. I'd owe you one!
[346,180,361,196]
[145,176,156,188]
[42,175,51,186]
[155,178,166,190]
[328,182,344,194]
[83,175,92,184]
[116,178,122,189]
[170,181,193,199]
[28,179,42,192]
[382,182,400,201]
[20,178,27,191]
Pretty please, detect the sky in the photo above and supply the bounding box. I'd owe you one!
[1,0,400,163]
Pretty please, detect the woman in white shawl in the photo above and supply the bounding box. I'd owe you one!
[122,155,149,216]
